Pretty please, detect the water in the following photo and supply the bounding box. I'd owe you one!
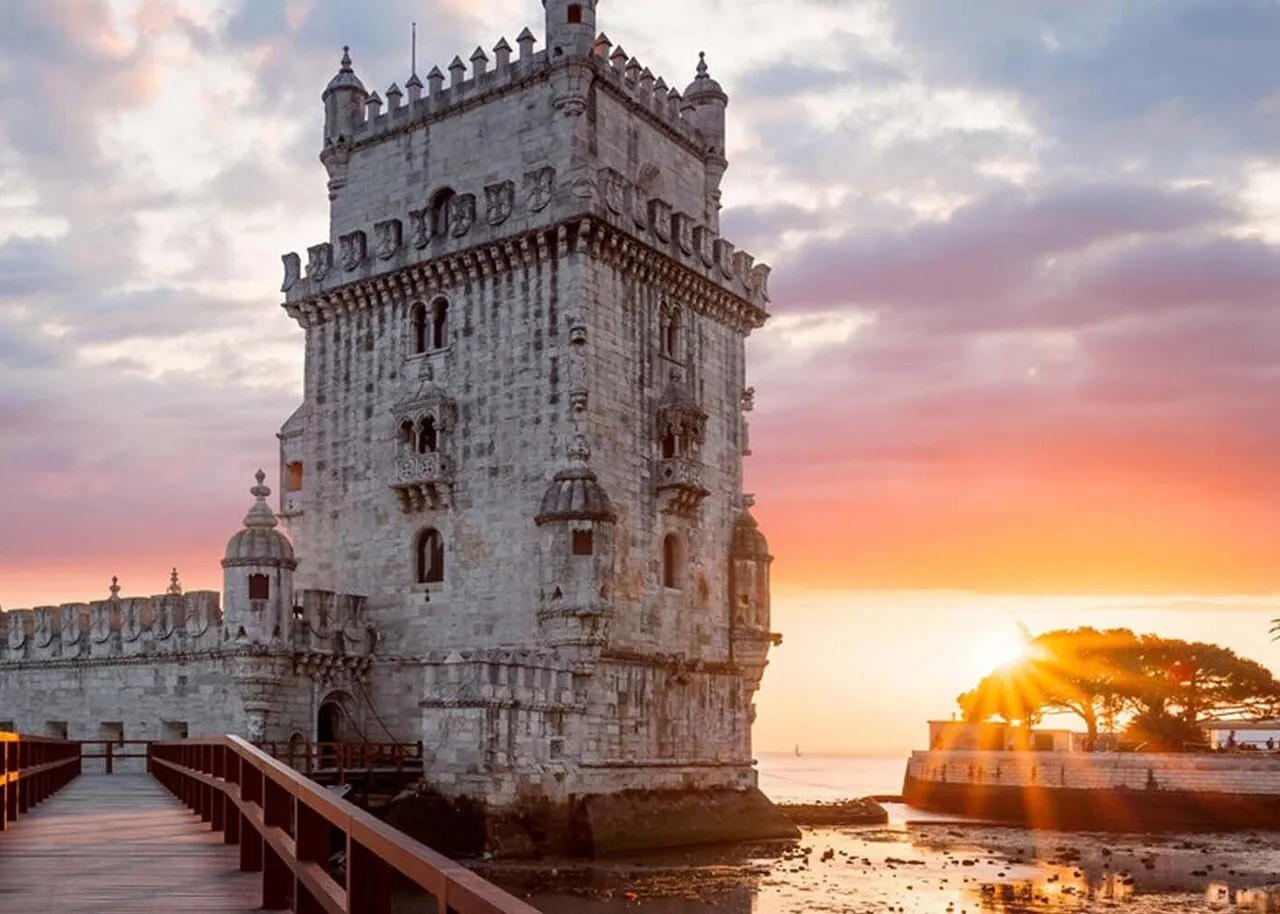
[476,754,1280,913]
[754,751,907,803]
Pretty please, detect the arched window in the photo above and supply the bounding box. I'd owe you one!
[416,528,445,584]
[662,534,683,590]
[431,299,449,350]
[429,188,455,239]
[664,308,681,360]
[418,416,438,454]
[399,420,416,449]
[661,430,679,459]
[411,302,428,354]
[567,3,583,23]
[248,574,270,601]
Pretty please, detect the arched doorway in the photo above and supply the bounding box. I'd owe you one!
[317,691,356,770]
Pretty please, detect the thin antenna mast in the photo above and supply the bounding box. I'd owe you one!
[411,22,417,77]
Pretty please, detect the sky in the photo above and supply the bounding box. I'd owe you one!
[4,0,1280,755]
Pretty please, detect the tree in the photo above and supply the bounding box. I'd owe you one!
[1125,637,1280,725]
[957,628,1280,750]
[959,627,1141,748]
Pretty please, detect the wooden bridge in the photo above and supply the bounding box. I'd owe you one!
[0,732,540,913]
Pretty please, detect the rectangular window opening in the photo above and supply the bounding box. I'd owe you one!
[45,721,68,739]
[162,720,189,741]
[284,461,304,492]
[572,530,594,556]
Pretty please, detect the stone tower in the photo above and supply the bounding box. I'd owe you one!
[277,4,788,851]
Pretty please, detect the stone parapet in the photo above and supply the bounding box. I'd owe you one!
[905,749,1280,795]
[0,591,223,663]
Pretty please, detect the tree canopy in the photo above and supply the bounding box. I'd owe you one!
[957,627,1280,750]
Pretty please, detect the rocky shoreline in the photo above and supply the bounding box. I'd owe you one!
[777,796,889,826]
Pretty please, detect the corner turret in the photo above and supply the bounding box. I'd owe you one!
[543,0,598,57]
[322,46,367,142]
[684,52,729,229]
[321,47,367,200]
[222,470,297,647]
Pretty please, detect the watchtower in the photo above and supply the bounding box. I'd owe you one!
[276,3,786,846]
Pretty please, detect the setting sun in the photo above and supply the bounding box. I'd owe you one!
[969,626,1033,676]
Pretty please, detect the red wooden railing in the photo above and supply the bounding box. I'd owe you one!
[0,732,81,832]
[80,739,152,774]
[148,736,540,914]
[257,740,424,779]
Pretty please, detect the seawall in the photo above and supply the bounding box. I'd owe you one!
[903,750,1280,831]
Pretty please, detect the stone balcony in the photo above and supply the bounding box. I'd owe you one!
[655,456,709,517]
[391,453,453,512]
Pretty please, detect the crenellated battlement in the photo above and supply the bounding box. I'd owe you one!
[0,573,376,667]
[0,575,224,664]
[339,30,706,159]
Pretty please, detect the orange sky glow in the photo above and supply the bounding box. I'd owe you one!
[5,0,1280,759]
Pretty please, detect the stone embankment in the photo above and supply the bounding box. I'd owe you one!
[904,750,1280,830]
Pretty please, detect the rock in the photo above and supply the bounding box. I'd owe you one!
[777,796,890,827]
[578,787,800,856]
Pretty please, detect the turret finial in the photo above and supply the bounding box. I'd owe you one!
[341,46,353,72]
[243,470,279,530]
[697,51,708,79]
[109,576,121,600]
[168,567,183,596]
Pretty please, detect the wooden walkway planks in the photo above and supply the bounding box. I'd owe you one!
[0,773,263,912]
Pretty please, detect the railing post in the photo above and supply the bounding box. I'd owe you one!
[223,745,241,846]
[239,758,264,874]
[348,836,393,914]
[262,778,293,910]
[105,741,114,776]
[295,801,330,914]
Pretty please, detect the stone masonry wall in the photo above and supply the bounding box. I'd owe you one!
[906,750,1280,794]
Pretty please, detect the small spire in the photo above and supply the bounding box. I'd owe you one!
[517,27,537,59]
[471,46,489,76]
[448,55,467,87]
[494,37,513,69]
[168,568,183,596]
[697,51,708,79]
[427,65,445,95]
[340,46,353,73]
[109,576,121,600]
[243,470,279,530]
[386,83,403,110]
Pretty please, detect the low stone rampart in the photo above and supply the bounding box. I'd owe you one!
[906,749,1280,795]
[903,750,1280,831]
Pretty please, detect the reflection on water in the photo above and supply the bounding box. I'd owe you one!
[481,818,1280,914]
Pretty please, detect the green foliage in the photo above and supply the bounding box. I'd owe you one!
[957,627,1280,746]
[1123,710,1208,753]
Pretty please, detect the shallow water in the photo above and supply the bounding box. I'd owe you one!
[498,816,1280,913]
[394,754,1280,913]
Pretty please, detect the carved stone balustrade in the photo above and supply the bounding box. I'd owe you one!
[391,453,453,512]
[655,456,708,517]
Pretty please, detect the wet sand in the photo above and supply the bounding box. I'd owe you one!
[472,805,1280,913]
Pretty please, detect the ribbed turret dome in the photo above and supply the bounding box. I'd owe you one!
[223,470,297,568]
[732,508,771,561]
[536,435,616,525]
[324,47,367,96]
[683,52,726,103]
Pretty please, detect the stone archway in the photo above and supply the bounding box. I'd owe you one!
[317,691,357,742]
